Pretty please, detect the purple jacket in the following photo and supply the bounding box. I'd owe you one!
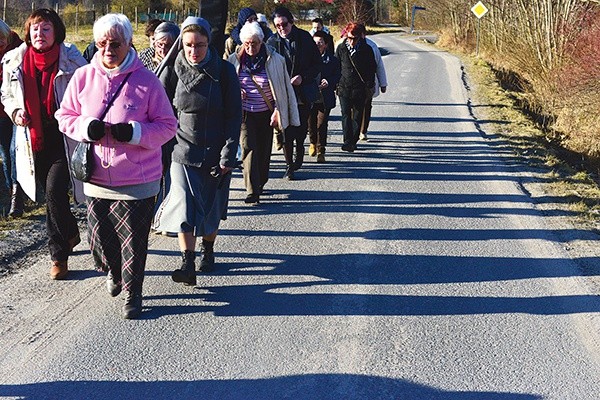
[56,50,177,188]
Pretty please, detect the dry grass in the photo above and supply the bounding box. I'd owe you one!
[461,55,600,228]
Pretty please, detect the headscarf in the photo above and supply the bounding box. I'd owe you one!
[154,17,212,78]
[153,21,180,43]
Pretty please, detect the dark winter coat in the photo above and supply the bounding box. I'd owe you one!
[266,25,322,105]
[335,38,376,99]
[318,51,341,110]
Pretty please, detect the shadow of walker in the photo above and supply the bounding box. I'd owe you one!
[0,374,541,399]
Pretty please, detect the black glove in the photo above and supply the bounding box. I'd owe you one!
[88,119,105,140]
[110,123,133,142]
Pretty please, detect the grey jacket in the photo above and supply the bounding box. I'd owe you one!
[169,47,242,169]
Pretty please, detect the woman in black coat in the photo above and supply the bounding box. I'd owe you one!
[335,23,376,152]
[308,30,341,163]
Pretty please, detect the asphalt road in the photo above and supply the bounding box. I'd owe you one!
[0,33,599,400]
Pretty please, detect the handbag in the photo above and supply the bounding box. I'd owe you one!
[71,73,132,182]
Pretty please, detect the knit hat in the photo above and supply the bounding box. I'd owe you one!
[237,7,257,26]
[153,21,180,42]
[181,16,211,43]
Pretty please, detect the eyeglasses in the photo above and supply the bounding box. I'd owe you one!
[96,40,122,50]
[247,16,258,22]
[243,40,261,47]
[347,35,359,42]
[275,21,289,29]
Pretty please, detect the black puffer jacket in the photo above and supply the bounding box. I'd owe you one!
[335,38,376,99]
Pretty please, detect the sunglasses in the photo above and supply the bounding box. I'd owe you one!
[96,40,122,50]
[275,21,289,29]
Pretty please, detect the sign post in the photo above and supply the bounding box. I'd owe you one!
[471,1,489,56]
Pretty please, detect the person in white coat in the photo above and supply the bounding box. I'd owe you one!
[360,35,388,141]
[1,8,86,280]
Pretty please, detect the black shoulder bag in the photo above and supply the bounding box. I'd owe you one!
[71,72,132,182]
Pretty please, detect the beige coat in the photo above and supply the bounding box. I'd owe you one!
[228,44,300,130]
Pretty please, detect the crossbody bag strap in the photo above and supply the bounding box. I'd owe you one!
[348,53,366,85]
[249,74,274,113]
[99,72,132,121]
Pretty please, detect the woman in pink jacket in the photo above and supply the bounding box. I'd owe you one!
[55,14,177,319]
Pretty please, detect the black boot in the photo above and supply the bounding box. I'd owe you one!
[199,239,215,272]
[172,250,197,286]
[293,145,305,171]
[122,291,143,319]
[106,270,122,297]
[8,183,24,218]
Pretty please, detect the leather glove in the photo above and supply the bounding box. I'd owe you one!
[88,119,105,140]
[110,123,133,142]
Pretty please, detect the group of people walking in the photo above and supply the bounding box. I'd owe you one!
[0,5,387,319]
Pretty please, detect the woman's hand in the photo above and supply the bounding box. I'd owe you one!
[219,165,233,175]
[290,75,303,86]
[240,88,247,100]
[319,79,329,89]
[14,109,30,127]
[270,109,280,128]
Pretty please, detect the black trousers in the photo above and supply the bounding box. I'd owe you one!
[361,94,374,134]
[308,102,330,152]
[339,95,367,147]
[284,103,310,170]
[241,110,273,196]
[34,141,79,262]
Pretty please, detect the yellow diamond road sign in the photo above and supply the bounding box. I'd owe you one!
[471,1,489,19]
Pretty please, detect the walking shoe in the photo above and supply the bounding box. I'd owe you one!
[199,248,215,273]
[50,260,68,280]
[122,291,143,319]
[308,144,317,157]
[341,144,355,152]
[359,132,368,141]
[244,194,260,205]
[106,270,122,297]
[316,153,326,163]
[172,250,197,286]
[283,167,295,180]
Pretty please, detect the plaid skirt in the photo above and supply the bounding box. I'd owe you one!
[153,162,231,237]
[87,197,155,293]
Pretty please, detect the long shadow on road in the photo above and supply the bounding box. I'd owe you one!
[144,250,600,318]
[0,375,541,400]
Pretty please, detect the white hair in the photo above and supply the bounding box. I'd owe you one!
[93,13,133,44]
[240,22,264,43]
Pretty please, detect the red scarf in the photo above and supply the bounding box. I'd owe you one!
[22,44,59,152]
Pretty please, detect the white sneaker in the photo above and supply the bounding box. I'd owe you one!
[359,132,368,141]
